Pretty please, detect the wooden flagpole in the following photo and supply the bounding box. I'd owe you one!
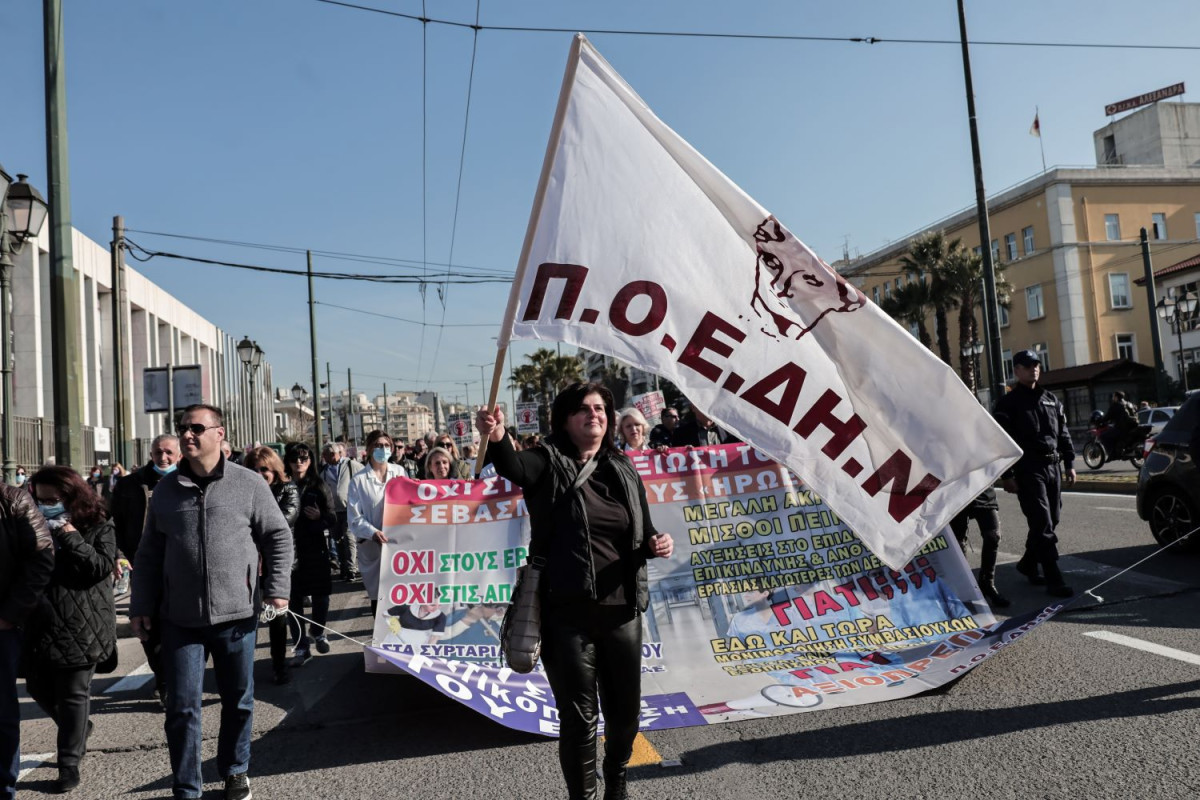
[475,34,587,475]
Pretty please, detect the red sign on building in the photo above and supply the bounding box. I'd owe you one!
[1105,82,1186,116]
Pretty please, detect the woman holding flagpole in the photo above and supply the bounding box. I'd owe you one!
[477,382,673,800]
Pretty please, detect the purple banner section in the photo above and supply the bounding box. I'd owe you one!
[369,647,711,737]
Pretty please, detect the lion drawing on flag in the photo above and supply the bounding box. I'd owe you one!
[750,216,866,340]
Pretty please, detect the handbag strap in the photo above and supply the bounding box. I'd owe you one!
[527,455,599,566]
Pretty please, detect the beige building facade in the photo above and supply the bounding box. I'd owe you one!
[843,102,1200,420]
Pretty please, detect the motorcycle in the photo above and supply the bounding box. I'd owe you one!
[1082,414,1151,470]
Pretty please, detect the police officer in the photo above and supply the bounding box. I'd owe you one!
[993,350,1075,597]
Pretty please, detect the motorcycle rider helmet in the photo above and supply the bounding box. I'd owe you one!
[1089,410,1105,425]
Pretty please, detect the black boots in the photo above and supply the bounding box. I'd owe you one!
[1042,561,1074,598]
[53,765,80,794]
[1014,557,1045,585]
[978,549,1010,608]
[603,760,629,800]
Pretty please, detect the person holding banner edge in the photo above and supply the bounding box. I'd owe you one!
[476,383,674,800]
[993,350,1076,598]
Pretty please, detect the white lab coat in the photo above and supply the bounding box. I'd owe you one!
[346,462,407,601]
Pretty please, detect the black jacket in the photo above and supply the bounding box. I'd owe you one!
[110,463,169,560]
[22,518,117,670]
[0,485,56,627]
[993,383,1075,477]
[291,477,336,596]
[671,419,740,447]
[271,481,302,528]
[487,434,660,611]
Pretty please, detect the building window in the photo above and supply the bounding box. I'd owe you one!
[1033,343,1051,371]
[1026,285,1045,320]
[884,283,891,299]
[894,278,901,293]
[909,322,920,338]
[973,245,982,257]
[1105,213,1121,241]
[991,240,1000,264]
[1004,233,1018,261]
[872,286,880,304]
[1022,226,1035,254]
[998,304,1010,327]
[1195,212,1200,240]
[1109,273,1132,309]
[1001,349,1014,382]
[1152,212,1167,240]
[1115,333,1136,361]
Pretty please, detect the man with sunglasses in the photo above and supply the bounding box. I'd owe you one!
[130,404,293,800]
[648,408,681,448]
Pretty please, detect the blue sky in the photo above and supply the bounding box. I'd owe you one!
[2,0,1198,409]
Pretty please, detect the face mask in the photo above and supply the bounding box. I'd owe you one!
[152,463,177,476]
[372,447,392,463]
[92,470,102,478]
[38,502,66,519]
[15,475,26,485]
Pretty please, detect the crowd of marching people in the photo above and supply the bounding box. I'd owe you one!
[1,387,1051,800]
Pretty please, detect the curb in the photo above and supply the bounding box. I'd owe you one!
[1069,478,1136,496]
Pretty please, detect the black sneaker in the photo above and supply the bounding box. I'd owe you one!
[225,772,253,800]
[290,649,313,668]
[980,583,1012,609]
[315,637,330,655]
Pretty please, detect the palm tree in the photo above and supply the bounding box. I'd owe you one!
[509,348,585,430]
[941,248,1013,392]
[881,280,935,349]
[594,359,631,408]
[899,231,961,365]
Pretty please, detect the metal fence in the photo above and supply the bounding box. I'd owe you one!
[1,415,103,470]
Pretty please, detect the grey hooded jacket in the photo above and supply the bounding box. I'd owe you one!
[131,457,293,628]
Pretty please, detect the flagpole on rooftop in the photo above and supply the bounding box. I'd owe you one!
[1035,106,1047,173]
[956,0,1006,406]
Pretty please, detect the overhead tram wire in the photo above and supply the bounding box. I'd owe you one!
[122,239,510,284]
[311,0,1200,52]
[122,228,516,277]
[425,0,482,388]
[315,300,499,328]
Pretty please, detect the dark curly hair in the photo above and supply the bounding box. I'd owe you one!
[29,465,109,531]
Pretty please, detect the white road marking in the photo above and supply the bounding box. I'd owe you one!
[1084,631,1200,666]
[104,661,154,694]
[1094,506,1136,512]
[1062,491,1136,499]
[18,752,54,781]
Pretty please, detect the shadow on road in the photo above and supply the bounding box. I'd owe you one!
[675,679,1200,769]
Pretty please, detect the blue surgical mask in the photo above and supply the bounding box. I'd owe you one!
[372,447,392,463]
[38,502,66,519]
[152,463,177,476]
[15,474,26,485]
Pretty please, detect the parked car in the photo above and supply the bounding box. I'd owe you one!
[1136,395,1200,551]
[1138,405,1178,438]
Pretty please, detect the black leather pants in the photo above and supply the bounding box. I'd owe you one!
[540,601,642,800]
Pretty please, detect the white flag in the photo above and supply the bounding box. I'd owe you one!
[498,35,1021,570]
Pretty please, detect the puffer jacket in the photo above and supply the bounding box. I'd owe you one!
[22,518,117,669]
[0,485,56,627]
[270,481,301,528]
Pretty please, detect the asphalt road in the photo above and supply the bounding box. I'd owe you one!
[15,491,1200,799]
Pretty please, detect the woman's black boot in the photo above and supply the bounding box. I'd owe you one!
[603,759,628,800]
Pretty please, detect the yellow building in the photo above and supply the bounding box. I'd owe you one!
[843,101,1200,424]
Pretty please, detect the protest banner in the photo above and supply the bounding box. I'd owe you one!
[515,402,541,435]
[365,445,1053,736]
[630,390,666,427]
[447,412,476,450]
[493,35,1021,570]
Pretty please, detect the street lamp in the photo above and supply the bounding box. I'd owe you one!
[960,338,985,398]
[291,382,309,439]
[1156,290,1198,393]
[469,362,492,411]
[237,336,264,444]
[0,168,49,485]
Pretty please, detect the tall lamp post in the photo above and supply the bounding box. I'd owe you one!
[1156,290,1198,394]
[960,338,985,400]
[290,382,310,440]
[0,168,49,485]
[236,337,263,445]
[469,362,491,411]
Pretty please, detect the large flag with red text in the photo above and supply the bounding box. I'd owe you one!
[498,35,1021,569]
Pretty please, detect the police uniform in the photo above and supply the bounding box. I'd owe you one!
[992,350,1075,596]
[948,486,1009,607]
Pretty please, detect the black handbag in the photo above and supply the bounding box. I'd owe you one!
[499,457,598,673]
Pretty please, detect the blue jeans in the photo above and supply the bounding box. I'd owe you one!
[0,628,21,800]
[161,617,256,799]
